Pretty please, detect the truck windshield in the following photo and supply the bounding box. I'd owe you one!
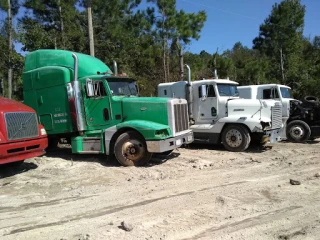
[107,80,138,96]
[280,87,293,98]
[217,84,239,97]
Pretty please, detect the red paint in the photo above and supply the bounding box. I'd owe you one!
[0,137,48,164]
[0,97,48,165]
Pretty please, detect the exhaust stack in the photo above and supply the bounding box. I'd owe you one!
[214,69,218,79]
[72,53,86,132]
[185,64,193,120]
[113,60,118,76]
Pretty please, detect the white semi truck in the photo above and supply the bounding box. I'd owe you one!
[157,65,283,152]
[238,84,320,142]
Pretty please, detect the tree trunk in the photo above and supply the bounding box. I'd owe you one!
[166,39,170,82]
[58,0,65,49]
[280,47,285,84]
[163,43,167,83]
[179,45,184,81]
[161,12,167,83]
[87,0,94,57]
[7,0,12,99]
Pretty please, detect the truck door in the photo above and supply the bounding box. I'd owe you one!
[198,84,218,121]
[83,79,111,127]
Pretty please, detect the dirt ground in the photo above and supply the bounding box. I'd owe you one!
[1,140,320,240]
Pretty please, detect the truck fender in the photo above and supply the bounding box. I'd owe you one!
[218,116,271,132]
[104,126,117,155]
[104,120,171,155]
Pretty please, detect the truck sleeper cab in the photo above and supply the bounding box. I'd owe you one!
[238,84,320,142]
[0,97,48,166]
[158,66,283,152]
[22,49,193,167]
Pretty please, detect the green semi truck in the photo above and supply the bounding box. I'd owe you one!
[22,49,193,166]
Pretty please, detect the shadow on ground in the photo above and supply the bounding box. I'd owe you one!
[44,144,180,168]
[0,162,38,179]
[182,142,273,153]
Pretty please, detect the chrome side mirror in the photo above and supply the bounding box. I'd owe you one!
[201,85,207,101]
[86,79,94,97]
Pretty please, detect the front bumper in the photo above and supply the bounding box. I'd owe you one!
[146,131,194,153]
[262,128,282,144]
[0,137,48,165]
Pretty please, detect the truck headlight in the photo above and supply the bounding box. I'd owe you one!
[40,128,47,135]
[155,129,169,137]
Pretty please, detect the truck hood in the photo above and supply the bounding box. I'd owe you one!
[227,98,281,122]
[120,97,170,126]
[0,97,35,114]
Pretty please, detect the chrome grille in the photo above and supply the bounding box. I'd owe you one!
[271,105,282,129]
[5,112,39,140]
[173,103,189,133]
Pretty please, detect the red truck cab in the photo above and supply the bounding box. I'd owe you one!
[0,97,48,165]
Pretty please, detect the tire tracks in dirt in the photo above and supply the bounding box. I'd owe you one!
[5,165,320,236]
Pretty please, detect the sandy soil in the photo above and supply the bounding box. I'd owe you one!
[1,140,320,240]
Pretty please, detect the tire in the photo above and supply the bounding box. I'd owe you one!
[221,125,251,152]
[114,131,152,166]
[303,96,319,105]
[286,120,311,143]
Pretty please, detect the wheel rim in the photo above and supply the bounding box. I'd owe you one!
[289,125,304,140]
[225,129,243,148]
[121,139,145,162]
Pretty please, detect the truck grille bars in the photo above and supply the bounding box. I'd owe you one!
[174,103,189,133]
[271,104,283,129]
[5,112,39,140]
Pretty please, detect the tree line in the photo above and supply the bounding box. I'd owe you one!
[0,0,319,100]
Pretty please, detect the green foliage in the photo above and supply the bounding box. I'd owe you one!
[19,0,86,52]
[253,0,306,86]
[0,0,19,15]
[0,0,317,101]
[0,0,23,99]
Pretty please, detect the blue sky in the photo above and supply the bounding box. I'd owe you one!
[4,0,320,55]
[173,0,320,54]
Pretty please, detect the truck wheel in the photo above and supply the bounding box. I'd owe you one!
[221,125,251,152]
[286,120,311,143]
[114,131,152,166]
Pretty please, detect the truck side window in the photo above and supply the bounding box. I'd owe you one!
[263,89,271,99]
[198,85,216,98]
[208,85,215,97]
[87,81,107,98]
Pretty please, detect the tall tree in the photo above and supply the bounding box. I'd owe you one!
[147,0,176,82]
[253,0,305,86]
[173,9,206,80]
[19,0,85,52]
[147,0,206,82]
[0,0,19,99]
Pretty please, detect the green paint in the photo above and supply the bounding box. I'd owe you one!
[116,120,171,140]
[24,49,111,78]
